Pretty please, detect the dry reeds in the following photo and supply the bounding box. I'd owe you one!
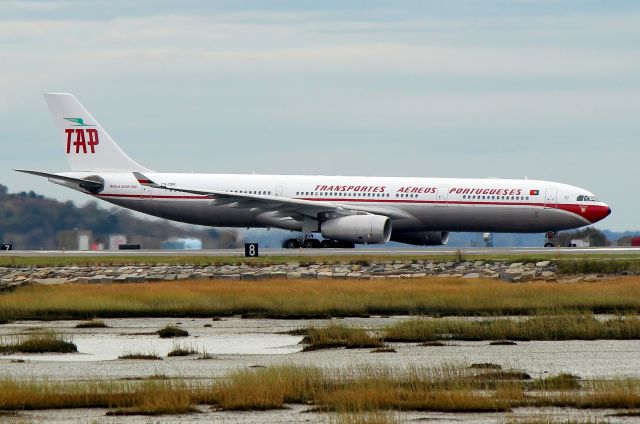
[75,319,107,328]
[0,332,76,354]
[167,342,200,357]
[383,315,640,342]
[300,323,384,351]
[118,352,162,360]
[0,365,639,415]
[2,277,640,320]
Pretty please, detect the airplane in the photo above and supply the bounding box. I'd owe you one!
[17,93,611,248]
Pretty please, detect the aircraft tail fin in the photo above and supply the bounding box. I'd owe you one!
[44,93,152,172]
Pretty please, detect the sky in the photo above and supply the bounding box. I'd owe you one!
[0,0,638,232]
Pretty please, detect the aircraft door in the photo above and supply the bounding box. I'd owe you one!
[436,186,449,207]
[141,185,153,199]
[544,188,557,209]
[275,184,284,197]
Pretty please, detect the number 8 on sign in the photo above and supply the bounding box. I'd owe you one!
[245,243,258,257]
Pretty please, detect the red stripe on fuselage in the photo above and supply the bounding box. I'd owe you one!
[93,194,607,224]
[96,193,208,200]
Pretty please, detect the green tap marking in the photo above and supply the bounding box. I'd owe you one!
[64,117,95,126]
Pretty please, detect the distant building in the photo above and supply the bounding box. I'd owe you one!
[570,239,590,248]
[161,237,202,250]
[57,230,92,250]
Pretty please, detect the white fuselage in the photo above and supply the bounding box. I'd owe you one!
[54,172,611,235]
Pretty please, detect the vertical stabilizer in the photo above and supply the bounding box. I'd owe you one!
[44,93,152,172]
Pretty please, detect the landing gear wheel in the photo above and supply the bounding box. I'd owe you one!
[304,239,320,249]
[286,239,300,249]
[544,242,555,248]
[320,239,333,248]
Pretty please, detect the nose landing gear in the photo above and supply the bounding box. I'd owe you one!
[544,231,557,247]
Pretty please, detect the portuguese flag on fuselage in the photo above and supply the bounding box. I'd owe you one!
[529,189,539,195]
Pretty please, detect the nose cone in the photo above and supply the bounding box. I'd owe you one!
[584,204,611,224]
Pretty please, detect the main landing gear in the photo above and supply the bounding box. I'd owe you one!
[283,235,355,249]
[544,231,557,248]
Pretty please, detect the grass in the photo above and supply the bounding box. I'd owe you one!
[328,412,399,424]
[299,323,385,351]
[0,365,640,415]
[118,352,162,360]
[1,253,640,269]
[383,315,640,342]
[156,325,188,338]
[167,343,200,357]
[526,374,582,390]
[75,319,107,328]
[0,332,77,354]
[2,277,640,320]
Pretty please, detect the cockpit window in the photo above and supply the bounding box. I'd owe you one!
[577,195,599,202]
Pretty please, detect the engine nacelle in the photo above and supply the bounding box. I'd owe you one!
[390,231,450,246]
[321,214,392,244]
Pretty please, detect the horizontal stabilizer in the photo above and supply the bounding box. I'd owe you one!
[15,169,103,192]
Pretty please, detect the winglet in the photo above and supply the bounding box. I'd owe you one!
[133,172,160,188]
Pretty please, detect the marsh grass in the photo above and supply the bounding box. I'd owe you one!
[0,366,639,415]
[75,319,107,328]
[384,315,640,342]
[106,380,196,416]
[328,413,399,424]
[118,352,162,360]
[157,325,188,338]
[0,332,76,354]
[470,363,502,370]
[167,342,200,357]
[3,277,640,320]
[526,374,581,391]
[299,324,384,351]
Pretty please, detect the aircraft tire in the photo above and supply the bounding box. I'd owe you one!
[285,239,300,249]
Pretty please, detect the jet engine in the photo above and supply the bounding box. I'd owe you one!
[321,214,392,244]
[390,231,450,246]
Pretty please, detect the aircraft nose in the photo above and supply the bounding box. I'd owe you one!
[577,203,611,224]
[589,204,611,223]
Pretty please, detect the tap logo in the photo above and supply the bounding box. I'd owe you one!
[64,118,99,154]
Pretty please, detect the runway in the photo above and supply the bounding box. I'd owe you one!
[2,246,639,257]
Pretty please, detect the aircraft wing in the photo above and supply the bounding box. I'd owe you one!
[133,172,411,220]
